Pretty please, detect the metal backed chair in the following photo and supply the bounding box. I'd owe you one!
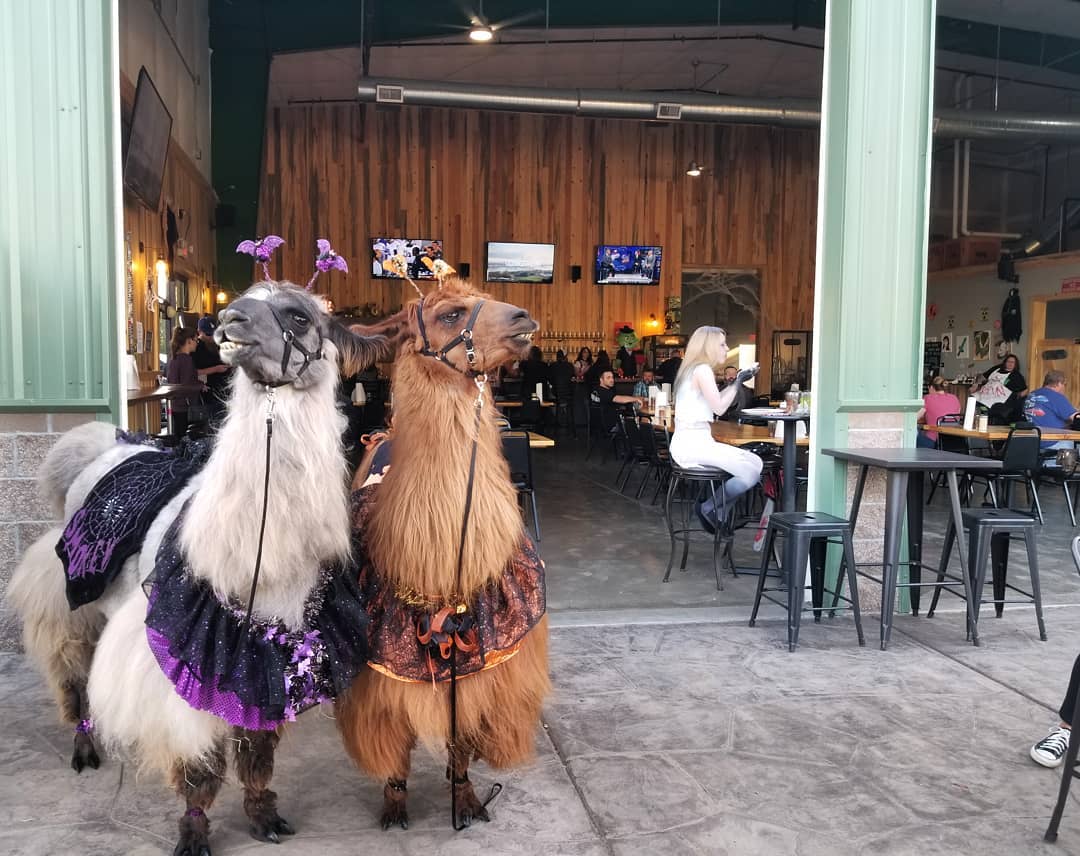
[615,413,653,495]
[973,425,1044,523]
[501,430,540,541]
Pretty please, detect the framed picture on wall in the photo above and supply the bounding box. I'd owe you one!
[973,330,991,360]
[955,335,969,360]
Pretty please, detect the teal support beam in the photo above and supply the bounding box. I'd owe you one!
[809,0,936,519]
[0,0,122,417]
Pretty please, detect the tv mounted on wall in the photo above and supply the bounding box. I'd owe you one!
[595,245,662,284]
[485,242,555,284]
[371,237,444,279]
[123,68,172,211]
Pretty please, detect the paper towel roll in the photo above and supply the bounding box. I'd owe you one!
[535,382,544,402]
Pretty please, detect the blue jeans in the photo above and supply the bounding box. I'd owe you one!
[916,431,936,449]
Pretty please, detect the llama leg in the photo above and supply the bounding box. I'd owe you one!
[61,678,99,773]
[448,738,491,827]
[170,745,226,856]
[232,728,295,843]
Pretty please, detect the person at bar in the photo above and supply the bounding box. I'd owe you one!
[916,376,962,449]
[669,327,760,534]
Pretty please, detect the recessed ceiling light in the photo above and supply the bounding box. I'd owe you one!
[469,25,494,42]
[686,161,702,177]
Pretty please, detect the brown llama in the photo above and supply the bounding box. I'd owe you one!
[336,276,551,829]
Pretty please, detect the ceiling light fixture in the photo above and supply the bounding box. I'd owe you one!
[469,24,494,41]
[686,161,703,177]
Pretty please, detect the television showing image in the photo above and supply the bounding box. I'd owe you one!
[123,68,172,211]
[595,245,662,284]
[371,237,444,279]
[486,242,555,284]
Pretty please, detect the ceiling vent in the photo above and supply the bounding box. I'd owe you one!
[656,102,682,120]
[375,85,405,104]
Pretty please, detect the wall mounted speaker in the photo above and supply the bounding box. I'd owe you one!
[214,203,236,229]
[570,264,582,282]
[458,262,471,279]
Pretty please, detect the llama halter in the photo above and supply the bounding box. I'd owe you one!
[415,297,486,376]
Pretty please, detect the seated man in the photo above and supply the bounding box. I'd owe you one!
[591,369,645,435]
[1023,370,1080,462]
[722,365,738,385]
[632,368,658,399]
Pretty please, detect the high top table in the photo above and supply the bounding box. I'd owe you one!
[741,408,811,512]
[822,448,1002,650]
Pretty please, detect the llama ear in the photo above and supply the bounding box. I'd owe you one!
[345,307,412,361]
[328,319,390,376]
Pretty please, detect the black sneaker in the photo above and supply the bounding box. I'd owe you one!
[695,500,716,534]
[1031,726,1071,768]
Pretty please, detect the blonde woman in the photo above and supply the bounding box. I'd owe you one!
[670,326,762,534]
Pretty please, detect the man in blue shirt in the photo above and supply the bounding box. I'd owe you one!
[1023,370,1079,457]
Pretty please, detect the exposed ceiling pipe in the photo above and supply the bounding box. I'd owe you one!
[358,77,1080,141]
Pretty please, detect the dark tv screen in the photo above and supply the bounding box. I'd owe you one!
[595,245,662,284]
[486,242,555,283]
[123,68,172,211]
[371,237,444,279]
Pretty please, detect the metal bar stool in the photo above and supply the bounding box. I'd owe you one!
[927,507,1046,644]
[749,512,865,652]
[663,464,734,590]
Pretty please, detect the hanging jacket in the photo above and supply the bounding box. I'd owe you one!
[1001,287,1022,343]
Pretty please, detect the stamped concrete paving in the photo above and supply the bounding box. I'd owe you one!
[4,609,1080,855]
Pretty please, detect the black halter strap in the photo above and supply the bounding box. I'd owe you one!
[416,299,485,374]
[266,302,325,381]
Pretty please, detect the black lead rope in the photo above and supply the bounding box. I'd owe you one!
[228,390,276,670]
[449,376,501,831]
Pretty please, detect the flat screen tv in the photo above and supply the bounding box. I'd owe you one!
[371,237,444,279]
[123,68,172,211]
[485,242,555,284]
[595,244,662,284]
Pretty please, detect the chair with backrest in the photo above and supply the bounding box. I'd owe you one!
[926,413,984,505]
[508,397,543,432]
[990,425,1044,523]
[639,418,672,504]
[501,430,540,541]
[615,412,651,494]
[551,373,576,439]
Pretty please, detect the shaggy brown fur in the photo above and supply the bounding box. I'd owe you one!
[233,728,294,843]
[171,744,226,856]
[337,277,551,828]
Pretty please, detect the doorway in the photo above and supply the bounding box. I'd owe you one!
[1029,294,1080,404]
[680,267,761,372]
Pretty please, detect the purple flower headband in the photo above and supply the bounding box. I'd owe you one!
[235,237,348,291]
[307,239,348,291]
[236,235,285,281]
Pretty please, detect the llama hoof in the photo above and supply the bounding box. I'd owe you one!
[380,804,409,831]
[453,785,491,827]
[172,827,211,856]
[248,814,295,843]
[71,734,100,773]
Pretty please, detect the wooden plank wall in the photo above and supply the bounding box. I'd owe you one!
[257,104,819,386]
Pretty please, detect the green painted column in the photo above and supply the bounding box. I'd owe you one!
[0,0,122,417]
[808,1,936,603]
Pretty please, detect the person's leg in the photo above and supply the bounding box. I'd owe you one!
[1031,652,1080,768]
[916,432,936,449]
[700,447,764,521]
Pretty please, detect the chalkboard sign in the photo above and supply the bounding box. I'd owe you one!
[922,340,943,394]
[123,68,172,211]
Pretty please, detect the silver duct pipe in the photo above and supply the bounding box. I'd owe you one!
[358,77,1080,141]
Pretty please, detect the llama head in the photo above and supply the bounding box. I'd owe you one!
[351,276,538,375]
[216,281,384,388]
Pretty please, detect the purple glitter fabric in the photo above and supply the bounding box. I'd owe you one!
[143,514,369,729]
[57,442,208,610]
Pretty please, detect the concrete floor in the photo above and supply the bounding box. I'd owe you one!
[4,436,1080,854]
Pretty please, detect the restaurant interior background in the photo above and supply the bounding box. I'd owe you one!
[117,0,1080,415]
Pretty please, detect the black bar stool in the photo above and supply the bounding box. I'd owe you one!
[663,464,734,590]
[928,507,1046,643]
[749,511,865,652]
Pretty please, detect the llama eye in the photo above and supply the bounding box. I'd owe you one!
[292,313,310,327]
[439,311,462,325]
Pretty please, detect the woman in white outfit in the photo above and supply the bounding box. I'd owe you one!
[669,326,763,532]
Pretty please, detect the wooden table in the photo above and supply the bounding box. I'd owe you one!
[527,432,554,449]
[125,384,204,434]
[823,448,1002,649]
[740,409,810,512]
[709,421,810,448]
[933,424,1080,443]
[495,399,555,409]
